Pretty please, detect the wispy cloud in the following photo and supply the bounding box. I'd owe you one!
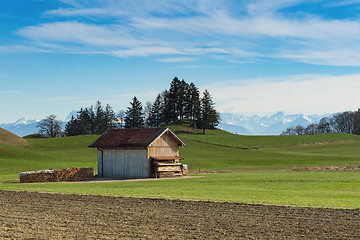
[0,44,49,54]
[156,57,195,62]
[3,90,21,94]
[8,0,360,65]
[110,47,182,58]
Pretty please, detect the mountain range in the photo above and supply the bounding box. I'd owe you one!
[0,111,328,137]
[218,112,328,135]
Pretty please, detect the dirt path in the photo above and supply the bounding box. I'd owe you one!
[0,190,359,239]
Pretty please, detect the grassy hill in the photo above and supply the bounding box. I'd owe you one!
[0,135,98,179]
[1,122,360,179]
[1,122,360,208]
[0,127,29,146]
[168,121,360,171]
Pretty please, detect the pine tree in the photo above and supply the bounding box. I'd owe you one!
[197,89,220,134]
[168,77,182,122]
[148,93,166,128]
[65,116,79,136]
[186,82,200,127]
[162,90,172,125]
[65,101,116,136]
[124,96,144,128]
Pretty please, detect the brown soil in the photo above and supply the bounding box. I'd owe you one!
[1,191,360,239]
[292,166,360,171]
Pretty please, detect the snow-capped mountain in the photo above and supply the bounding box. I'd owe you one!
[219,112,327,135]
[0,117,70,137]
[0,118,42,137]
[1,111,329,137]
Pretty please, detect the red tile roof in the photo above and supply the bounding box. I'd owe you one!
[88,128,185,148]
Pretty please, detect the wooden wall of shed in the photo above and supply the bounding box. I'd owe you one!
[97,150,103,177]
[147,132,179,157]
[101,148,150,179]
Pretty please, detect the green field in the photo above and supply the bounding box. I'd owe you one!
[1,125,360,208]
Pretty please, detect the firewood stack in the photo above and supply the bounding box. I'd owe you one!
[19,167,94,183]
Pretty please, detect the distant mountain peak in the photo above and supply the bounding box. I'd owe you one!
[65,110,79,122]
[219,112,326,135]
[14,118,39,125]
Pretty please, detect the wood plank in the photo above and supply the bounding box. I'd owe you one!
[154,162,182,167]
[156,166,181,172]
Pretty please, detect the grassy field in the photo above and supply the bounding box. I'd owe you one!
[0,135,98,180]
[1,123,360,208]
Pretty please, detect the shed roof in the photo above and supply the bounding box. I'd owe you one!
[88,128,186,148]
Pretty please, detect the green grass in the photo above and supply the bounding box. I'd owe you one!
[1,171,360,208]
[1,123,360,208]
[0,135,98,180]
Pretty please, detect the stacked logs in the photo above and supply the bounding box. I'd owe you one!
[19,167,94,183]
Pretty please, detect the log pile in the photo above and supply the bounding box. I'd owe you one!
[19,167,94,183]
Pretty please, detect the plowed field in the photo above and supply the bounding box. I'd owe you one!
[0,190,359,239]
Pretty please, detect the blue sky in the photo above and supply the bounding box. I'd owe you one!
[1,0,360,123]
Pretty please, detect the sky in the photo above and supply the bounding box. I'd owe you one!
[1,0,360,123]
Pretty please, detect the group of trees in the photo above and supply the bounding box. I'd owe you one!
[281,110,360,136]
[38,77,220,137]
[64,101,118,136]
[117,77,219,133]
[145,77,219,132]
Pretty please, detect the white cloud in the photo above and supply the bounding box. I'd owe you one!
[208,74,360,115]
[9,0,360,66]
[3,90,21,94]
[110,47,182,58]
[156,57,195,62]
[17,21,143,47]
[0,44,49,53]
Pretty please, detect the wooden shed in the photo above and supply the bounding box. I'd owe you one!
[89,128,186,179]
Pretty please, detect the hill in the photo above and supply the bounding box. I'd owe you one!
[0,127,29,146]
[1,123,360,208]
[0,135,98,180]
[1,122,360,180]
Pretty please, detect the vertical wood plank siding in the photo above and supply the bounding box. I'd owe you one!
[97,150,103,177]
[148,133,179,157]
[96,131,182,179]
[102,149,148,178]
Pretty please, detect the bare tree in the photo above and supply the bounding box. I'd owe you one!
[37,114,63,138]
[117,110,126,129]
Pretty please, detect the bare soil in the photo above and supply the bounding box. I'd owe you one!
[292,166,360,171]
[1,190,360,239]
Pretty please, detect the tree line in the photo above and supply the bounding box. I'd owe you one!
[281,110,360,135]
[38,77,219,137]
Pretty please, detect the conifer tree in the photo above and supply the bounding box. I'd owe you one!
[198,89,220,133]
[65,101,116,136]
[186,82,201,127]
[148,93,166,128]
[168,77,182,122]
[124,96,144,128]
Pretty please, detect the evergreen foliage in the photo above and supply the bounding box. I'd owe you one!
[124,96,144,128]
[64,77,219,135]
[197,89,220,133]
[65,101,116,136]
